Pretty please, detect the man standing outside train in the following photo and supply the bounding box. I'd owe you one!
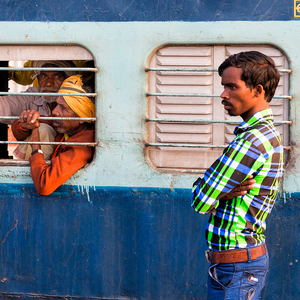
[191,51,284,300]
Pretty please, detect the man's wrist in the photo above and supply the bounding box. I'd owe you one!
[31,149,43,156]
[17,121,30,132]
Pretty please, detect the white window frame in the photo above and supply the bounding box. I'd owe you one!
[0,45,96,165]
[146,44,290,173]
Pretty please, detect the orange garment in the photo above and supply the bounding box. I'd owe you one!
[29,125,94,196]
[12,120,95,195]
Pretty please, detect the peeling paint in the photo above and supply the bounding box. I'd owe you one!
[77,185,95,202]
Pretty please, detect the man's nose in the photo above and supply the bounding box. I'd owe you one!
[220,89,229,99]
[45,77,55,86]
[52,108,59,116]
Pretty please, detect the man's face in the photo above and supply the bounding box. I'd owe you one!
[38,71,65,103]
[220,66,262,121]
[52,96,83,136]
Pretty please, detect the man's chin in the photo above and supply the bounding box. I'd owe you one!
[53,126,64,134]
[226,110,238,117]
[42,96,57,103]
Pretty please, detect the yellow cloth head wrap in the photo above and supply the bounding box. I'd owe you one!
[58,75,95,122]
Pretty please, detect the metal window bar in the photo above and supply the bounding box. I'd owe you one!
[145,143,291,151]
[2,116,96,121]
[0,92,97,97]
[0,141,98,146]
[3,67,98,72]
[146,93,292,100]
[145,67,292,73]
[5,116,97,147]
[145,118,292,125]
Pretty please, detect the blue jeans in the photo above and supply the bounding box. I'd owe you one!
[207,251,269,300]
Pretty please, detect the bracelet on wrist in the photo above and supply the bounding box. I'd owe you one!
[17,122,29,132]
[31,149,43,156]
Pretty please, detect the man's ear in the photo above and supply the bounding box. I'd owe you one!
[254,84,264,97]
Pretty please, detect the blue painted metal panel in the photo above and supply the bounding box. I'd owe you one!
[0,183,295,299]
[0,0,294,22]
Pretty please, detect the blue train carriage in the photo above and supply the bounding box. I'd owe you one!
[0,1,298,299]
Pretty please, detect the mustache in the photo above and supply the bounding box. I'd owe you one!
[40,87,59,93]
[51,115,63,126]
[221,99,231,106]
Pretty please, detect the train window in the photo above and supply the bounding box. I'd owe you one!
[146,45,290,172]
[0,45,96,165]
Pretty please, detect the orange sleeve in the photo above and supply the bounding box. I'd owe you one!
[29,144,93,196]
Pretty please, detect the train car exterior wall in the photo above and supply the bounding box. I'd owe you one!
[0,0,298,299]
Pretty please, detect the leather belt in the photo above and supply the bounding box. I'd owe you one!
[206,243,267,264]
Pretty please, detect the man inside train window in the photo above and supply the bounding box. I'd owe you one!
[12,75,95,196]
[4,60,77,121]
[4,60,78,160]
[191,51,284,299]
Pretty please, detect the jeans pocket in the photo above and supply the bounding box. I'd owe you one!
[240,269,268,300]
[209,263,235,288]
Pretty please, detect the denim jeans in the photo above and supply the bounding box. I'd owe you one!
[207,250,269,300]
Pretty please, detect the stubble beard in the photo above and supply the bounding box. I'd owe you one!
[54,122,80,136]
[41,87,59,103]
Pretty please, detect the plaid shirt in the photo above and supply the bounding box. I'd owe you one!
[191,109,284,250]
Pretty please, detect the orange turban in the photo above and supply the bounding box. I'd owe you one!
[58,75,95,122]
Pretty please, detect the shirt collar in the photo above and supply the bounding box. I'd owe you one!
[234,108,274,135]
[32,96,44,106]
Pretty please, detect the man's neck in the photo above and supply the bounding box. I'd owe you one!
[241,101,270,122]
[65,123,88,137]
[47,102,57,112]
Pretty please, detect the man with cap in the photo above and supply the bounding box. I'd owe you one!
[7,60,78,160]
[3,60,77,123]
[12,75,95,196]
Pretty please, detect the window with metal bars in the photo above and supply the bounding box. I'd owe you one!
[0,45,97,165]
[146,45,291,173]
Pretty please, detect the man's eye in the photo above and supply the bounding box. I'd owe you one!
[55,74,64,80]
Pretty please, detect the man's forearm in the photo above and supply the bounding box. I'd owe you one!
[30,128,41,152]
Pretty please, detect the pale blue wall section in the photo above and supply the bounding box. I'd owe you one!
[0,21,298,192]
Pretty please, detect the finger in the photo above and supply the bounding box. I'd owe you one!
[236,183,255,192]
[20,110,29,123]
[241,178,255,184]
[30,112,40,124]
[242,179,255,189]
[26,110,36,124]
[232,190,247,197]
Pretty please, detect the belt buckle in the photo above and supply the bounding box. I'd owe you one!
[205,249,211,263]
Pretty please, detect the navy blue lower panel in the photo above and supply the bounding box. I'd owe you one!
[0,183,297,299]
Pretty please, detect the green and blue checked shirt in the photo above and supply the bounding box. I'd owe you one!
[191,109,284,250]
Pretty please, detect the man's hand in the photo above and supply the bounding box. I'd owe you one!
[19,110,41,131]
[19,110,42,153]
[220,175,255,201]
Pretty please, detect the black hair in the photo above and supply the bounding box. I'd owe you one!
[218,51,280,102]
